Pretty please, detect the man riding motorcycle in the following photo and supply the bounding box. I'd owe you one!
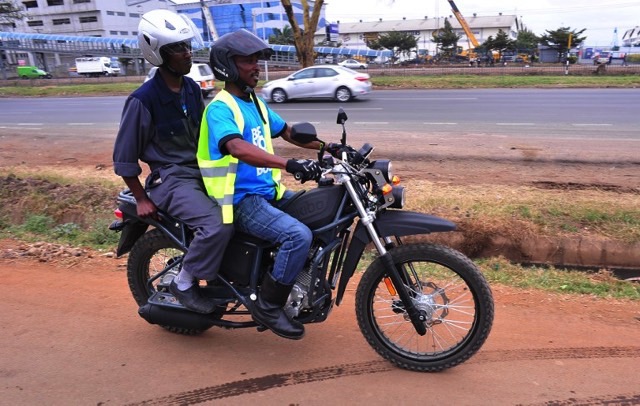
[198,29,322,340]
[113,10,233,314]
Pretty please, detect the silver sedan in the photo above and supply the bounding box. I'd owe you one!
[261,65,372,103]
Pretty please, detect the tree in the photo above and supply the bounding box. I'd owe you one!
[483,29,515,61]
[432,18,460,60]
[268,25,295,45]
[515,28,539,52]
[366,31,418,62]
[280,0,324,67]
[539,26,586,62]
[0,0,25,27]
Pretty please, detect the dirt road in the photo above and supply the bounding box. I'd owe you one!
[1,122,639,405]
[1,125,639,190]
[1,247,639,405]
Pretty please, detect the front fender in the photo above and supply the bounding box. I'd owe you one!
[335,210,456,305]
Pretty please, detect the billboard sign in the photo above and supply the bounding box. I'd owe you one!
[325,23,339,42]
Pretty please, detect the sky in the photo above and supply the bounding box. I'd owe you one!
[324,0,640,47]
[170,0,640,47]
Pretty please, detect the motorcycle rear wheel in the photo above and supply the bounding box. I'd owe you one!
[127,228,210,335]
[355,243,494,372]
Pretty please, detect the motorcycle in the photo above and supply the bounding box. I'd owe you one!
[109,108,494,372]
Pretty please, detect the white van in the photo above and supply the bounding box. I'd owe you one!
[145,63,215,98]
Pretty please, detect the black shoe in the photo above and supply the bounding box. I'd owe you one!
[169,280,219,314]
[250,273,305,340]
[252,296,305,340]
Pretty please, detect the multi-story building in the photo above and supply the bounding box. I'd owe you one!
[2,0,522,75]
[172,0,327,42]
[13,0,171,38]
[4,0,169,72]
[4,0,322,73]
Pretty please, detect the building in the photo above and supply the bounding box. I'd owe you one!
[13,0,171,38]
[314,14,522,59]
[621,26,640,47]
[4,0,169,71]
[2,0,524,75]
[3,0,322,73]
[172,0,327,42]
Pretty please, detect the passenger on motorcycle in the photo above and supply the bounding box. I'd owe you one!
[113,10,234,314]
[199,29,322,340]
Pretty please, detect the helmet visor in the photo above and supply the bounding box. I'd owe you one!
[179,13,205,51]
[162,40,193,55]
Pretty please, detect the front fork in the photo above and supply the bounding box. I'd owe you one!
[343,179,427,336]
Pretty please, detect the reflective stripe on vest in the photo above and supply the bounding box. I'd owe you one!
[198,89,285,224]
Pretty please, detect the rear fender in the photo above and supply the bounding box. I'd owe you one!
[335,210,456,305]
[115,220,149,257]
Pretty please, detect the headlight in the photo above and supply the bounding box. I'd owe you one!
[370,159,393,183]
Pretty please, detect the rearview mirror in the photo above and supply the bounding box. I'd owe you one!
[336,108,348,124]
[290,122,318,144]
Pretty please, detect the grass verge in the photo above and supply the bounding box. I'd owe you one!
[0,170,638,300]
[1,74,640,97]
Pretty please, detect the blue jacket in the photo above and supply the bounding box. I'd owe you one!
[113,71,204,178]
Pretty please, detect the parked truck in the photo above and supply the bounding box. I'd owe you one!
[75,57,120,77]
[17,65,52,79]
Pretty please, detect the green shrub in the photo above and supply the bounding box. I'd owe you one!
[52,222,80,239]
[22,215,54,233]
[626,54,640,63]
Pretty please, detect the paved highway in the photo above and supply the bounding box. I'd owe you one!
[0,88,638,141]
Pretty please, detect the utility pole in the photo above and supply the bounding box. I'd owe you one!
[565,33,572,75]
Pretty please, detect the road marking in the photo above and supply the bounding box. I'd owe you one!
[277,108,383,111]
[379,97,478,101]
[290,121,321,125]
[68,123,94,126]
[572,123,613,127]
[354,122,389,125]
[423,122,457,125]
[496,122,535,126]
[18,123,43,126]
[0,126,42,130]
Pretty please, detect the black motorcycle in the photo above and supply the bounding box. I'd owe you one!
[110,108,494,372]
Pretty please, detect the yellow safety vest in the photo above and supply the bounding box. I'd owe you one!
[198,89,285,224]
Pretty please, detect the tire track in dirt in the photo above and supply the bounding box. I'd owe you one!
[519,393,640,406]
[125,346,640,405]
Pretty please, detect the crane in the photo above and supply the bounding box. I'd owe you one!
[446,0,481,62]
[445,1,528,65]
[447,0,480,49]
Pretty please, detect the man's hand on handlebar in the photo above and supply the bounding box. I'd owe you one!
[326,143,362,163]
[286,158,322,183]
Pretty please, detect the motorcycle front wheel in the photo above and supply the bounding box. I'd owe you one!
[127,228,210,335]
[355,243,494,372]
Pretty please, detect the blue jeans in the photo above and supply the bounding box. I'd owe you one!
[234,190,312,285]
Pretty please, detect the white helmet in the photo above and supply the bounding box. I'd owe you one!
[138,9,204,67]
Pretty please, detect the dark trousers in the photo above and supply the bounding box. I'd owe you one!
[148,166,234,281]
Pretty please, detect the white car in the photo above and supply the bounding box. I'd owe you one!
[338,59,368,69]
[145,63,216,97]
[261,65,372,103]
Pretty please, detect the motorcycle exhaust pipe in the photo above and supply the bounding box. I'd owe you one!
[138,303,217,330]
